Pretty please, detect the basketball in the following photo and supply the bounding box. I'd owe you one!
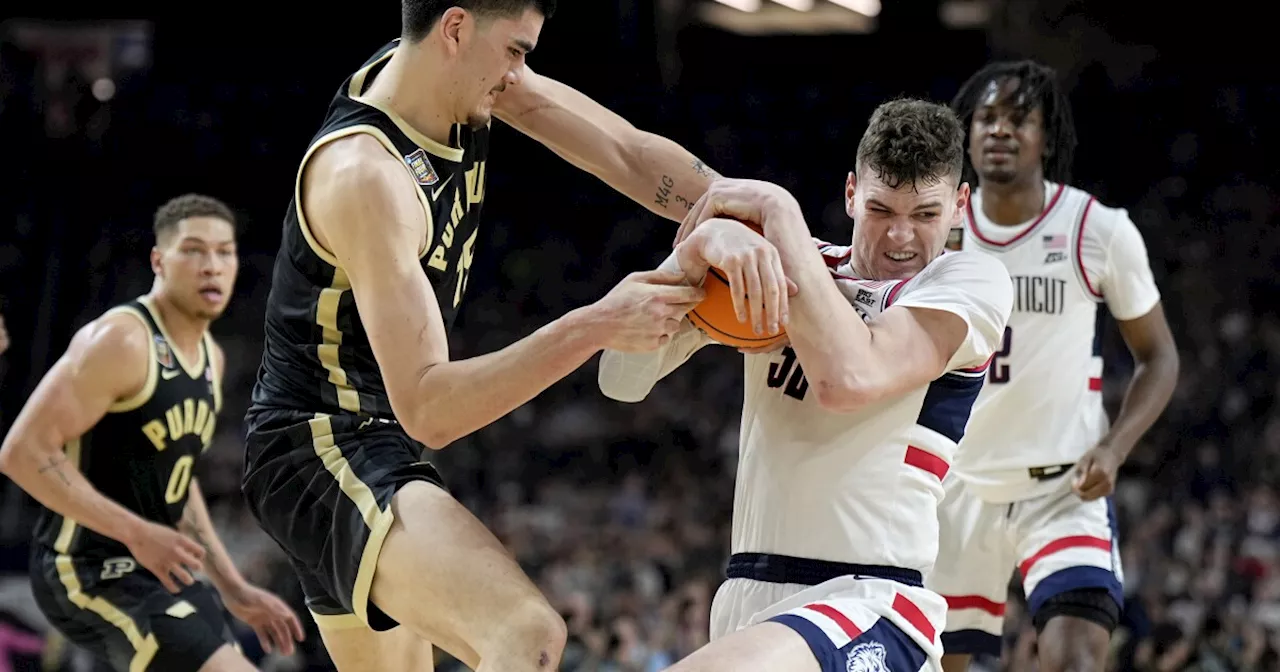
[686,223,788,349]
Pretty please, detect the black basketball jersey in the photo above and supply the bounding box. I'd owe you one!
[249,38,490,424]
[32,297,220,559]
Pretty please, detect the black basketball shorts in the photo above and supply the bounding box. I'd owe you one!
[30,547,239,672]
[242,409,446,632]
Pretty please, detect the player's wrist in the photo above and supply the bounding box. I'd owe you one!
[116,515,152,549]
[559,305,612,353]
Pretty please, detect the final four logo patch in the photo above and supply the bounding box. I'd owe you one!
[404,148,440,186]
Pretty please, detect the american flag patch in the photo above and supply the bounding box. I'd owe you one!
[1042,234,1066,249]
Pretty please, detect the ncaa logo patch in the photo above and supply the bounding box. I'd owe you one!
[846,641,889,672]
[404,148,440,186]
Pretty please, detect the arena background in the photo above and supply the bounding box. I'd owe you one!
[1,0,1277,669]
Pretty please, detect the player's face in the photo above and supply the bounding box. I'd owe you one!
[969,77,1046,186]
[846,169,969,281]
[152,217,239,321]
[460,9,543,128]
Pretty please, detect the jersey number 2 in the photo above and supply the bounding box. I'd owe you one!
[989,326,1013,384]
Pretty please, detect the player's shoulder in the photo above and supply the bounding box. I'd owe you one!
[303,133,421,232]
[308,133,406,189]
[68,306,153,370]
[1060,183,1138,236]
[916,248,1009,285]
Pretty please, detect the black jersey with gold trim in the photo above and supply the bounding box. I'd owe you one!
[32,297,221,559]
[249,39,490,424]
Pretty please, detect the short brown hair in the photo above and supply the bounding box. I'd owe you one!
[153,194,236,242]
[856,98,965,191]
[402,0,557,42]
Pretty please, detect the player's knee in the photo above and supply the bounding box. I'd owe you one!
[488,599,566,668]
[1034,588,1117,672]
[1033,588,1119,634]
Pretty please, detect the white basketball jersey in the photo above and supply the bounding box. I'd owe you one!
[598,244,1012,576]
[950,182,1161,503]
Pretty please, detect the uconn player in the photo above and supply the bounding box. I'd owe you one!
[928,61,1180,672]
[600,100,1013,672]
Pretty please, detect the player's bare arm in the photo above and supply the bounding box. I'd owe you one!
[0,313,206,592]
[1073,302,1179,500]
[686,179,971,411]
[494,67,719,221]
[181,481,306,655]
[303,134,704,448]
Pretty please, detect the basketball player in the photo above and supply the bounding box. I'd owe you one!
[0,195,304,672]
[600,99,1014,672]
[240,2,721,671]
[927,60,1180,672]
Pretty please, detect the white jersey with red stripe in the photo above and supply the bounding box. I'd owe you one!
[598,241,1012,658]
[950,181,1161,503]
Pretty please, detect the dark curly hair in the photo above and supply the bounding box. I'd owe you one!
[403,0,557,42]
[950,60,1077,185]
[153,194,236,243]
[856,98,965,191]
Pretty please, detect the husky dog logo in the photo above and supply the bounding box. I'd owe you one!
[846,641,889,672]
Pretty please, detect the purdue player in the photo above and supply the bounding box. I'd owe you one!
[927,61,1180,672]
[241,2,716,671]
[0,195,303,672]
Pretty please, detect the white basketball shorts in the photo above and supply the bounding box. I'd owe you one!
[710,575,946,671]
[924,472,1124,655]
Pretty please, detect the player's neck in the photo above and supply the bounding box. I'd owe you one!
[365,43,458,148]
[147,291,208,361]
[978,177,1046,226]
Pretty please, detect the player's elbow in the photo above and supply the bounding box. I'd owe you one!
[0,434,37,479]
[0,442,15,477]
[397,406,456,451]
[811,371,878,414]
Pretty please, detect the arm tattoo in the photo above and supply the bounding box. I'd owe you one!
[654,174,675,209]
[39,455,71,486]
[691,158,719,179]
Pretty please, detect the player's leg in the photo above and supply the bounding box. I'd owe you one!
[361,480,565,671]
[1013,489,1123,672]
[667,621,819,672]
[196,646,257,672]
[30,552,253,672]
[924,474,1013,671]
[669,592,932,672]
[243,414,563,672]
[312,615,436,671]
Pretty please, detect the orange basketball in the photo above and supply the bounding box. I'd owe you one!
[687,268,787,349]
[686,220,787,349]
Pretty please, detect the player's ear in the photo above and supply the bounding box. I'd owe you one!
[438,7,468,55]
[956,181,971,215]
[150,247,164,278]
[844,171,857,217]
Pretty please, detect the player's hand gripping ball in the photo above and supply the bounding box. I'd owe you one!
[686,222,789,350]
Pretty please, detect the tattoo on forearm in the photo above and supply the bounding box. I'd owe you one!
[40,456,71,486]
[691,158,719,179]
[654,174,674,209]
[674,195,692,212]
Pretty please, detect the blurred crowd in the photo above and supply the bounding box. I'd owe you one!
[2,14,1279,672]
